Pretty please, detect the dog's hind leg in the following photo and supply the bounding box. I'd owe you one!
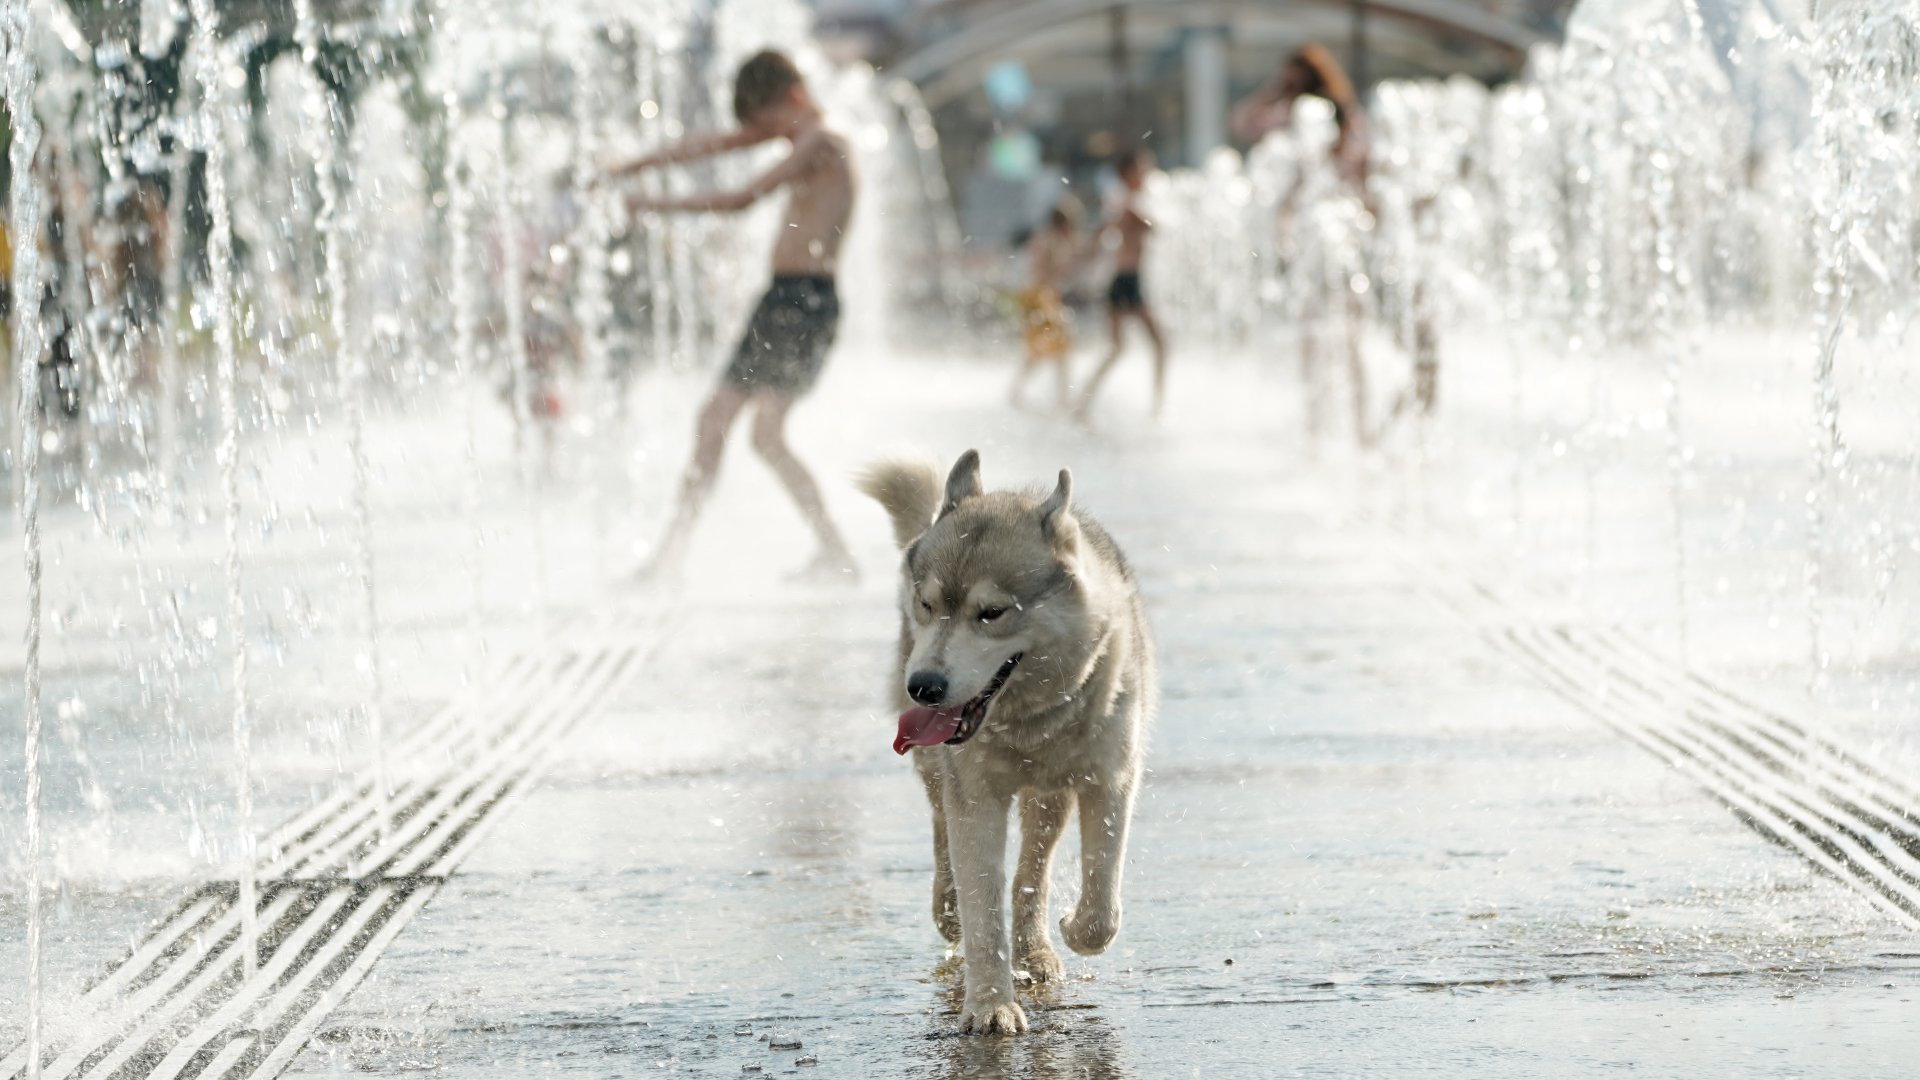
[1013,789,1073,983]
[920,762,961,943]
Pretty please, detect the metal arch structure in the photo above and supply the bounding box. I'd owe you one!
[894,0,1556,96]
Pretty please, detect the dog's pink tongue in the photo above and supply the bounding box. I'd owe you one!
[895,706,963,755]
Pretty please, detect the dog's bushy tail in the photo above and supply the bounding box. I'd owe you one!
[857,458,942,548]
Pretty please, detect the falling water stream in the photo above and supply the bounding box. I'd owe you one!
[1805,230,1849,685]
[571,52,617,582]
[156,125,191,491]
[1491,93,1534,545]
[492,86,552,620]
[1799,2,1920,687]
[186,0,258,973]
[637,41,673,367]
[295,0,389,854]
[658,45,699,369]
[51,140,98,482]
[5,0,52,1065]
[1804,11,1861,687]
[1564,67,1610,609]
[1646,143,1692,666]
[443,91,488,661]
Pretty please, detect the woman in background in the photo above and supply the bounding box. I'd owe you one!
[1230,43,1370,190]
[1232,44,1379,445]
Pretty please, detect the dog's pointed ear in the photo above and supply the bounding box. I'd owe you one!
[1038,468,1079,551]
[939,449,983,518]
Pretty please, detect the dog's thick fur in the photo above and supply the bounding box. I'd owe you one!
[860,449,1156,1035]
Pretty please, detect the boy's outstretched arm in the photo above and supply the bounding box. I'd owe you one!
[601,127,766,180]
[627,126,825,215]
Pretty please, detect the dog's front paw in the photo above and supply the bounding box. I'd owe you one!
[959,997,1029,1035]
[1060,902,1120,956]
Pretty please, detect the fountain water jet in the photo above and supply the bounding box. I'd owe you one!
[5,0,53,1067]
[155,123,191,495]
[1799,1,1920,687]
[570,48,618,583]
[657,45,700,370]
[490,81,552,621]
[633,41,673,373]
[185,0,258,973]
[1647,143,1692,666]
[443,90,489,663]
[296,0,389,857]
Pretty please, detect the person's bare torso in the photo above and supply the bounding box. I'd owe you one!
[770,126,855,276]
[1112,197,1150,271]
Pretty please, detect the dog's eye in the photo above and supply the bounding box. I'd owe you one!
[977,607,1008,623]
[918,599,934,616]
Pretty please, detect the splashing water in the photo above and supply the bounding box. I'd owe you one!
[1803,2,1920,686]
[185,0,257,974]
[633,40,673,373]
[489,78,553,624]
[657,45,702,370]
[443,89,488,662]
[297,0,389,856]
[5,0,53,1066]
[1140,0,1917,695]
[570,42,618,582]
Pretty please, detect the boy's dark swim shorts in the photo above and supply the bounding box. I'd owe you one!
[1107,270,1145,312]
[724,275,840,396]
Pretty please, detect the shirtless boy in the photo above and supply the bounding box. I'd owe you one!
[605,50,858,582]
[1075,149,1168,420]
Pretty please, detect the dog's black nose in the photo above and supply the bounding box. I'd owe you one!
[907,672,948,707]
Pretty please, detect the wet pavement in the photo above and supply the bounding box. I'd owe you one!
[6,347,1920,1077]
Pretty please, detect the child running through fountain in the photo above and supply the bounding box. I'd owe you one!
[1009,197,1082,409]
[1075,148,1169,421]
[604,50,858,583]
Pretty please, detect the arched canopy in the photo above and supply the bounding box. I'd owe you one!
[895,0,1567,107]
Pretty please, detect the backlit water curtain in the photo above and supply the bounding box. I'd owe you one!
[1,0,956,1065]
[1146,0,1919,681]
[3,0,1918,1067]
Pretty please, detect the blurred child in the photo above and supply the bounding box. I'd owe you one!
[1009,197,1081,408]
[1075,148,1168,420]
[522,269,575,422]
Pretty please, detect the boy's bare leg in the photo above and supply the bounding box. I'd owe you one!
[1073,309,1127,420]
[1137,307,1169,417]
[635,383,750,580]
[748,392,856,577]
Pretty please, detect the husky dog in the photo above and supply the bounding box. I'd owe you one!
[860,449,1156,1035]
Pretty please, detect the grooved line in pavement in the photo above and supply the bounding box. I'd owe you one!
[1390,522,1920,930]
[3,605,667,1080]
